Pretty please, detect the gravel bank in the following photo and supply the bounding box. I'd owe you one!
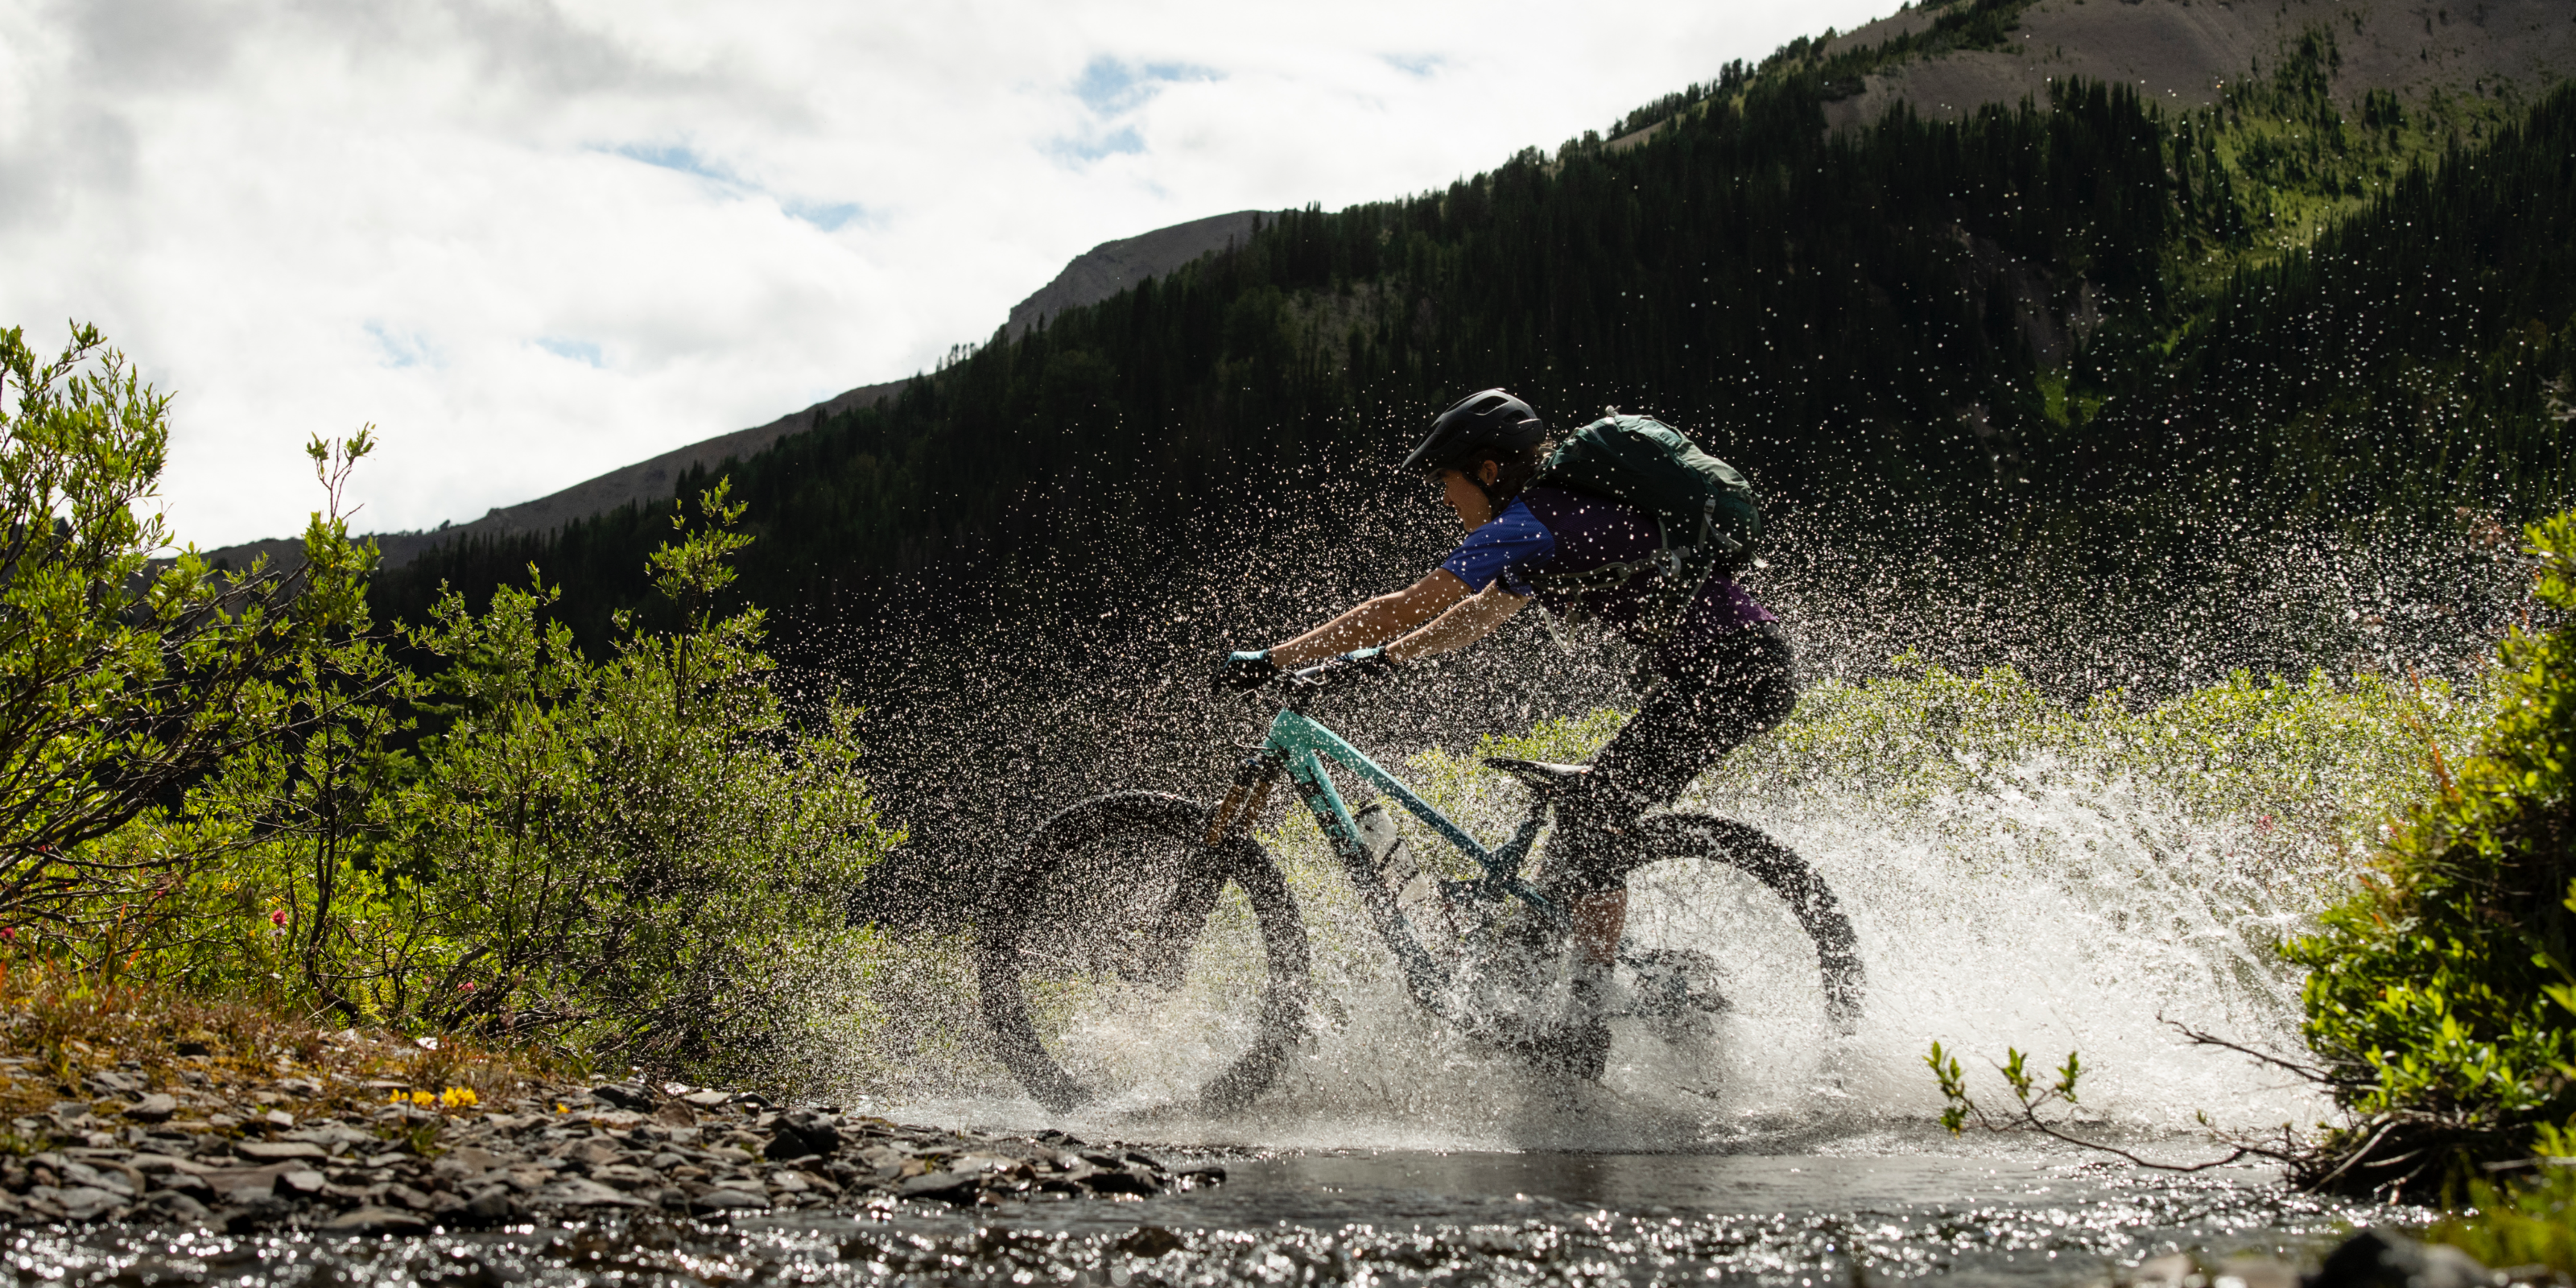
[6,1058,1211,1232]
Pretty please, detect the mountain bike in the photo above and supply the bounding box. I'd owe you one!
[975,661,1866,1115]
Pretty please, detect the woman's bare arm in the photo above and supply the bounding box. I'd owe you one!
[1267,568,1472,667]
[1386,580,1531,661]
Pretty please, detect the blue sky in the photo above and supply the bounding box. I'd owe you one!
[0,0,1902,546]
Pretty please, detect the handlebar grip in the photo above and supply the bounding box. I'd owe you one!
[1284,647,1393,697]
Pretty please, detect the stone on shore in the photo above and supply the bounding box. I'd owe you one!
[0,1063,1216,1236]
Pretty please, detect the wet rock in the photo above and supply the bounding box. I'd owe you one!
[898,1171,981,1205]
[558,1138,620,1168]
[324,1205,428,1236]
[199,1163,299,1203]
[536,1178,647,1208]
[463,1189,517,1224]
[237,1141,328,1162]
[589,1084,655,1112]
[1084,1168,1158,1198]
[146,1191,212,1225]
[0,1068,1188,1231]
[287,1124,373,1150]
[431,1146,505,1183]
[52,1158,130,1198]
[46,1187,125,1221]
[2211,1256,2301,1288]
[690,1187,770,1213]
[219,1195,297,1232]
[591,1164,662,1190]
[1119,1227,1187,1257]
[762,1109,839,1161]
[2310,1229,2500,1288]
[2133,1253,2202,1287]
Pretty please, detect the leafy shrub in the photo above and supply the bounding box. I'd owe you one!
[2425,1124,2576,1274]
[2281,510,2576,1198]
[0,325,380,929]
[58,486,902,1084]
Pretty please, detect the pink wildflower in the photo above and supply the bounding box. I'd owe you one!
[458,981,477,993]
[269,909,290,927]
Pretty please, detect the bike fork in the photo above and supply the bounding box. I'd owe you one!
[1204,749,1285,845]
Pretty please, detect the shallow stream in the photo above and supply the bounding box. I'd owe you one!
[19,1133,2414,1286]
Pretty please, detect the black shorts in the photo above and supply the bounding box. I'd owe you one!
[1543,622,1798,896]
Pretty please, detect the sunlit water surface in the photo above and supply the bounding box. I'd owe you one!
[22,1136,2416,1286]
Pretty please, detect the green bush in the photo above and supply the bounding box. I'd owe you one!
[42,479,902,1085]
[2426,1123,2576,1274]
[2281,510,2576,1198]
[0,325,381,931]
[0,320,906,1085]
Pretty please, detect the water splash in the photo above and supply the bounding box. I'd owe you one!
[807,733,2380,1155]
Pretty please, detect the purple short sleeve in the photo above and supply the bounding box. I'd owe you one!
[1439,501,1555,595]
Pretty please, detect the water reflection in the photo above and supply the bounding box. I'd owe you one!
[10,1146,2417,1286]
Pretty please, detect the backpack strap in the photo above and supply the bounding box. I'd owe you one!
[1523,514,1723,654]
[1525,557,1658,597]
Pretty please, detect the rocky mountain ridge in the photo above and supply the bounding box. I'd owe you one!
[204,0,2576,576]
[202,213,1269,574]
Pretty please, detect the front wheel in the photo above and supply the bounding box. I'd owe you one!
[976,792,1311,1116]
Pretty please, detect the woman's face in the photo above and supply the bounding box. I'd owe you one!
[1439,464,1496,531]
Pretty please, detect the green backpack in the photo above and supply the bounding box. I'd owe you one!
[1526,412,1761,649]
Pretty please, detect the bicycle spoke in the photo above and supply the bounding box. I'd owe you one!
[978,793,1309,1116]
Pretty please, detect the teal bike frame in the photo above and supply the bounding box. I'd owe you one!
[1204,703,1565,1013]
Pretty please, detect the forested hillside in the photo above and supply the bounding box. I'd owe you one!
[382,23,2559,642]
[365,10,2574,894]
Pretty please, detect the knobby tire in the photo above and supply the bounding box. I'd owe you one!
[1636,813,1866,1030]
[976,791,1311,1115]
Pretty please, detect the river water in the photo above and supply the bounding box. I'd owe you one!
[19,1135,2413,1286]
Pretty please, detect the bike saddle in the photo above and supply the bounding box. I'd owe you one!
[1482,758,1591,796]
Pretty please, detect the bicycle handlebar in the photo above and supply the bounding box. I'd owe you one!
[1272,648,1393,705]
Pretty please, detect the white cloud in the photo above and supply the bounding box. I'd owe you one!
[0,0,1901,546]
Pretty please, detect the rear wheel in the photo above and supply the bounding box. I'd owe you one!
[1619,814,1864,1038]
[976,792,1311,1115]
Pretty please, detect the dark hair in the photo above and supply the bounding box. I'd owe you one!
[1457,440,1554,506]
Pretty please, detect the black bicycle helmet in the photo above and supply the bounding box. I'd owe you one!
[1400,389,1547,477]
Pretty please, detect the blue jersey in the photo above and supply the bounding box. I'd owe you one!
[1439,485,1774,680]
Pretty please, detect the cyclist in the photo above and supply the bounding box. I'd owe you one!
[1213,388,1796,1079]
